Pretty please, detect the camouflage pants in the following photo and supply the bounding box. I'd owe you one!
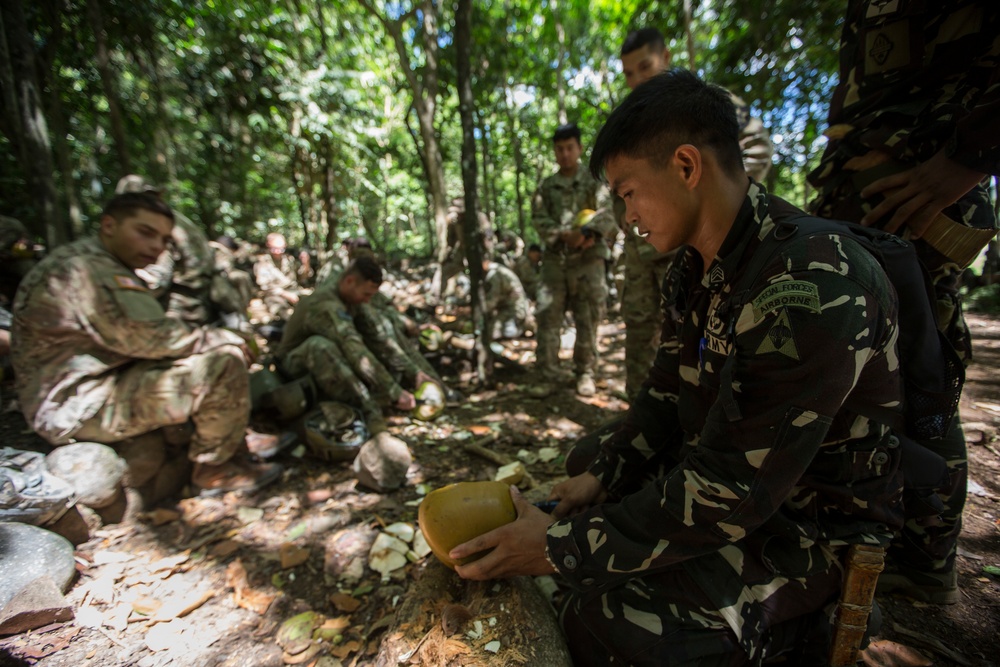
[72,346,249,465]
[811,174,998,576]
[535,253,605,376]
[280,335,387,432]
[620,242,673,399]
[558,544,842,665]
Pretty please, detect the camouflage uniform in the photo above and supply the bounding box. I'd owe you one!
[618,94,773,400]
[140,212,245,327]
[483,261,533,339]
[807,0,1000,585]
[209,240,254,313]
[253,252,300,320]
[353,291,443,388]
[0,215,37,306]
[531,168,616,378]
[276,281,404,434]
[512,254,541,300]
[12,237,250,465]
[546,185,904,664]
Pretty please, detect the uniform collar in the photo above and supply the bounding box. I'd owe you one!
[701,181,771,291]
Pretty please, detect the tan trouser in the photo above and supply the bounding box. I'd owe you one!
[73,346,249,465]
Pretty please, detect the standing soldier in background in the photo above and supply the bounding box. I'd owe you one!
[531,123,617,397]
[253,232,301,321]
[210,235,255,314]
[808,0,1000,605]
[615,27,773,400]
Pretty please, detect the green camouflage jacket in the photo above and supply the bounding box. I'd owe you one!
[531,166,616,261]
[12,237,245,444]
[545,183,905,656]
[276,280,403,403]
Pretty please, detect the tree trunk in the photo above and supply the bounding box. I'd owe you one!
[456,0,491,383]
[86,0,132,175]
[374,560,571,667]
[552,0,568,125]
[0,0,68,247]
[502,80,527,240]
[359,0,449,299]
[321,138,338,251]
[46,76,84,237]
[684,0,697,68]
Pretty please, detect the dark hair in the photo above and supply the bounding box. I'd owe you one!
[589,68,743,182]
[101,192,175,224]
[344,255,383,285]
[552,123,582,144]
[215,235,238,251]
[528,243,542,253]
[621,28,665,57]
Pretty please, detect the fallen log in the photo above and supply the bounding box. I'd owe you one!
[374,559,571,667]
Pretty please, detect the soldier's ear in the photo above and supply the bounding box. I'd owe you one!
[99,214,118,237]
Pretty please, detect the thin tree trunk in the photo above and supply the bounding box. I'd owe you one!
[47,77,84,237]
[552,0,568,125]
[0,0,67,247]
[86,0,132,175]
[502,80,527,239]
[684,0,697,68]
[456,0,490,383]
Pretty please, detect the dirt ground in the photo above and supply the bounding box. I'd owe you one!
[0,309,998,667]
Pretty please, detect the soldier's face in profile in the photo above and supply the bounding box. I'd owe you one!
[340,275,380,305]
[100,210,173,270]
[606,152,696,254]
[622,44,671,91]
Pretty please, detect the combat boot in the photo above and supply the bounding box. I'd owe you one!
[192,458,283,497]
[876,564,959,604]
[576,373,596,397]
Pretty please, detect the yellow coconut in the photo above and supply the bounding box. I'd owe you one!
[417,481,516,569]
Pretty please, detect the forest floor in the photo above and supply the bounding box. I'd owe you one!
[0,307,998,667]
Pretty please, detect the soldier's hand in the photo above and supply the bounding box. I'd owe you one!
[414,371,436,388]
[860,149,987,238]
[550,472,607,519]
[394,390,416,411]
[284,290,300,304]
[451,485,557,580]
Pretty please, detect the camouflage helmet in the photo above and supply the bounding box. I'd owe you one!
[299,401,370,462]
[264,376,318,421]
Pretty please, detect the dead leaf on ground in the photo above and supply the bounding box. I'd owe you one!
[152,589,215,622]
[132,596,163,616]
[329,639,362,659]
[226,559,277,616]
[280,543,311,569]
[860,639,933,666]
[468,424,493,436]
[329,593,361,612]
[142,508,181,526]
[210,539,242,558]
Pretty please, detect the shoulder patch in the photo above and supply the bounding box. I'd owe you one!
[755,308,800,360]
[113,275,148,291]
[751,280,820,322]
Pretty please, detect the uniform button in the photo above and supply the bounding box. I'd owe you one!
[563,555,578,570]
[582,577,594,586]
[873,452,889,465]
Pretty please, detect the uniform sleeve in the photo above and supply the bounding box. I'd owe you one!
[89,271,245,360]
[531,178,563,247]
[354,303,424,388]
[584,178,618,240]
[549,241,899,588]
[948,80,1000,176]
[303,301,404,403]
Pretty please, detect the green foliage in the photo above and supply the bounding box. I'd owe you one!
[3,0,849,257]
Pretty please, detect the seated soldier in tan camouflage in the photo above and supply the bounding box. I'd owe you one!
[276,256,421,434]
[253,232,301,321]
[12,193,282,497]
